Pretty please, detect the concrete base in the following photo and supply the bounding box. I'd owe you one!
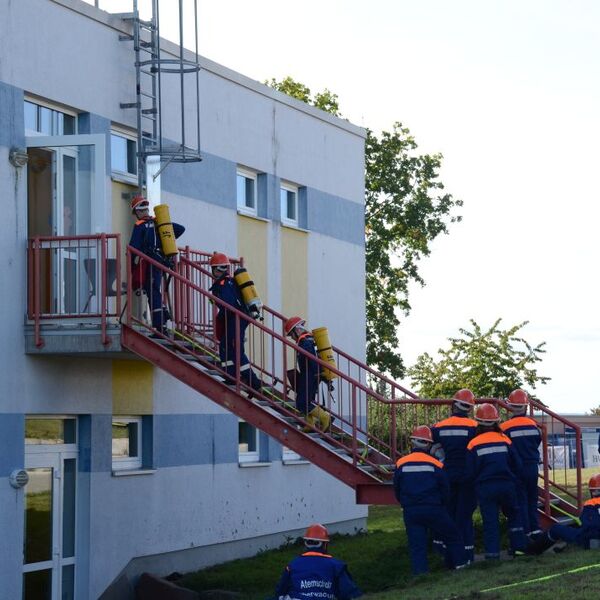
[24,324,129,356]
[101,517,367,598]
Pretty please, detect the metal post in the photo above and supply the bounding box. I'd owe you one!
[100,234,109,345]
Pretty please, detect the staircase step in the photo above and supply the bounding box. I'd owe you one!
[359,464,395,473]
[537,497,561,508]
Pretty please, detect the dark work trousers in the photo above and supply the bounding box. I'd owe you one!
[549,524,587,547]
[448,478,477,562]
[477,481,527,558]
[296,370,319,414]
[143,266,169,331]
[517,462,541,534]
[220,318,261,390]
[403,505,467,575]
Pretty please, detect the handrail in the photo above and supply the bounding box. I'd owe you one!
[168,244,584,511]
[126,245,407,472]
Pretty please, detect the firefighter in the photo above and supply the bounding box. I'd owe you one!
[466,403,528,559]
[284,316,320,416]
[500,389,542,535]
[431,389,478,561]
[274,524,362,600]
[528,474,600,553]
[393,425,468,575]
[209,252,262,392]
[129,195,185,334]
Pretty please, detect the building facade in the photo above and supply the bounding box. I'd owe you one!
[0,0,367,598]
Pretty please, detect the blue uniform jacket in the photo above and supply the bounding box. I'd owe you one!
[500,416,541,465]
[129,217,185,264]
[432,415,478,481]
[210,275,248,323]
[466,432,523,485]
[275,551,362,600]
[297,332,320,382]
[393,451,449,508]
[580,497,600,540]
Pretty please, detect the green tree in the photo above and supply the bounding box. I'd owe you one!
[266,77,340,116]
[407,319,550,399]
[266,77,461,378]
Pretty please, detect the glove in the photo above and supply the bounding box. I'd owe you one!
[431,443,445,462]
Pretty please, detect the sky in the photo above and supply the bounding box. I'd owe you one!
[95,1,600,413]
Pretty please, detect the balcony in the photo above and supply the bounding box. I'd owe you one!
[25,234,126,356]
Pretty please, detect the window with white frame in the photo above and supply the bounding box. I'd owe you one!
[112,417,142,470]
[280,183,298,226]
[110,132,137,180]
[24,100,77,136]
[237,168,258,215]
[238,419,260,463]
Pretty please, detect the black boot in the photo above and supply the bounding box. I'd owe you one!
[525,531,555,555]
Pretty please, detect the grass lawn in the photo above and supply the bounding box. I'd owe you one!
[178,504,600,599]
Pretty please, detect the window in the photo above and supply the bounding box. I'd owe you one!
[112,417,142,470]
[280,183,298,226]
[237,168,257,215]
[110,132,137,179]
[238,420,259,463]
[25,417,77,445]
[24,100,76,135]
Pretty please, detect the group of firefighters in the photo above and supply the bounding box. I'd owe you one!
[395,388,600,575]
[128,198,600,600]
[129,195,329,421]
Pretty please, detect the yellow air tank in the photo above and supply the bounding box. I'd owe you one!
[306,406,331,432]
[312,327,337,381]
[233,267,263,316]
[154,204,178,257]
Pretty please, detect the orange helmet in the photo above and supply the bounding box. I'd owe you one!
[303,523,329,542]
[589,474,600,491]
[453,389,475,409]
[410,425,433,444]
[284,316,305,337]
[131,195,149,214]
[475,403,500,424]
[507,389,529,407]
[209,252,230,269]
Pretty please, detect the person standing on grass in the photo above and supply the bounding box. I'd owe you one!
[431,389,478,562]
[466,403,528,559]
[274,524,362,600]
[500,389,542,536]
[393,425,468,575]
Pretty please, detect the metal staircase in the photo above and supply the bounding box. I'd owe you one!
[120,245,585,520]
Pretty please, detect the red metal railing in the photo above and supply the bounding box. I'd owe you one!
[533,405,583,513]
[124,246,412,478]
[27,234,121,348]
[167,246,585,510]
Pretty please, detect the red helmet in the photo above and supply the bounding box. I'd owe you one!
[507,389,529,407]
[209,252,230,269]
[453,389,475,409]
[475,403,500,424]
[410,425,433,444]
[131,195,149,214]
[284,316,305,337]
[303,523,329,542]
[589,474,600,491]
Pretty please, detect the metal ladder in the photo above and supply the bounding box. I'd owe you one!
[117,0,202,192]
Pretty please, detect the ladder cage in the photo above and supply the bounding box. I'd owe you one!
[119,0,203,192]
